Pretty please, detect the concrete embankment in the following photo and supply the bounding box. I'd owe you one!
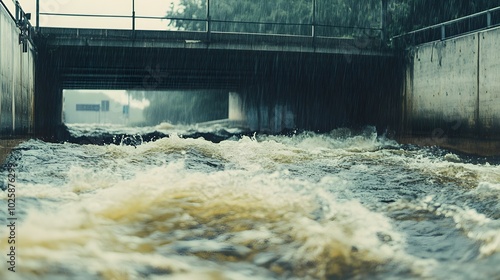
[0,2,34,165]
[402,26,500,156]
[0,1,35,138]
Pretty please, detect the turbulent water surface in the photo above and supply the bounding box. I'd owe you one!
[1,124,499,280]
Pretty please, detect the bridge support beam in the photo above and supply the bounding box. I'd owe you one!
[228,92,244,122]
[238,87,295,133]
[35,47,63,140]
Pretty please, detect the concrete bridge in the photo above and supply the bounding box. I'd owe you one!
[1,0,499,155]
[36,27,392,90]
[0,0,397,139]
[34,27,399,137]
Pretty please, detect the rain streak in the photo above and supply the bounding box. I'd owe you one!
[1,0,500,279]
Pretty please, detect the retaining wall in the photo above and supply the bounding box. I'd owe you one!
[403,26,500,155]
[0,2,35,137]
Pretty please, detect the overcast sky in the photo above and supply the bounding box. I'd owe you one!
[8,0,181,30]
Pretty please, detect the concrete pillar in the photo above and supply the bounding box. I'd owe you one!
[35,46,63,140]
[228,92,244,121]
[271,104,295,132]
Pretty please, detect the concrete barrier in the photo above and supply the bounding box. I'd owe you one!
[479,29,500,139]
[402,27,500,155]
[0,2,35,137]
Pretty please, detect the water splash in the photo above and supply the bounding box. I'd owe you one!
[0,126,498,279]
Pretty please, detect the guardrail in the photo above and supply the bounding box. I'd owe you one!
[15,1,34,52]
[0,0,34,52]
[391,6,500,47]
[34,0,384,40]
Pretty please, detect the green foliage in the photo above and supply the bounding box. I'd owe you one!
[141,91,228,125]
[167,0,500,39]
[167,0,207,31]
[167,0,382,37]
[387,0,500,37]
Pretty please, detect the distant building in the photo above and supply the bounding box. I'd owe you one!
[63,90,145,125]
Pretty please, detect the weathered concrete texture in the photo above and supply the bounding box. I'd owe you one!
[404,26,500,155]
[409,34,478,136]
[479,29,500,139]
[0,4,35,137]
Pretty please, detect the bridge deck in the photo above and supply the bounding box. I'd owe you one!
[37,27,392,57]
[34,27,395,90]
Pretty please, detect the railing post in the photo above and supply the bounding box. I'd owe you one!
[381,0,388,42]
[15,1,20,23]
[132,0,136,31]
[487,11,492,27]
[36,0,39,30]
[311,0,316,38]
[440,24,445,40]
[206,0,211,41]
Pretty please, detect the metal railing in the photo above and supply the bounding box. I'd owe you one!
[0,0,35,52]
[34,0,384,40]
[391,6,500,47]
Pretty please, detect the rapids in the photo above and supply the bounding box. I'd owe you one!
[1,124,499,279]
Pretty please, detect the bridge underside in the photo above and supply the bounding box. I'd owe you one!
[37,27,392,91]
[34,27,402,139]
[43,46,394,91]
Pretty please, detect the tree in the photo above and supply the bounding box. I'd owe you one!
[167,0,207,31]
[387,0,500,37]
[167,0,500,40]
[167,0,382,37]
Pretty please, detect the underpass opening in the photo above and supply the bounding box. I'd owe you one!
[62,89,231,126]
[48,49,403,145]
[60,89,242,144]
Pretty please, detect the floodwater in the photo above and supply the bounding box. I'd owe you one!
[1,124,499,280]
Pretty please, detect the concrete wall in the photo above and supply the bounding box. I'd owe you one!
[479,29,500,139]
[237,86,296,133]
[403,26,500,155]
[0,3,35,137]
